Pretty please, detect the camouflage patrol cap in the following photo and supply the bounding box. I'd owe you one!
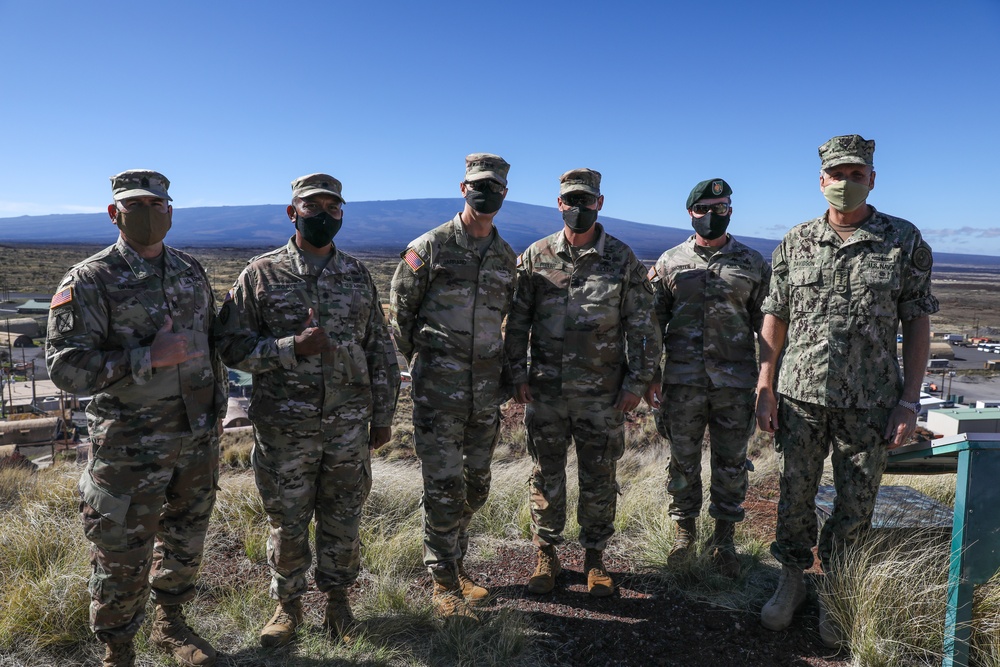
[559,168,602,197]
[465,153,510,186]
[291,173,345,202]
[819,134,875,170]
[110,169,172,202]
[686,178,732,209]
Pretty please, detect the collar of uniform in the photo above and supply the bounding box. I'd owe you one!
[554,222,607,259]
[684,233,737,257]
[285,235,342,275]
[817,206,885,247]
[452,213,496,254]
[115,235,188,280]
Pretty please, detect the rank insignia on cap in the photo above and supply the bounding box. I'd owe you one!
[50,287,73,309]
[404,248,425,273]
[712,180,723,196]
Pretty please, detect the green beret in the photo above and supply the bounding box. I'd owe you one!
[686,178,732,209]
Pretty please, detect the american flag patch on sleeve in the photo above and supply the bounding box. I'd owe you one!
[646,266,656,281]
[404,248,425,273]
[50,287,73,309]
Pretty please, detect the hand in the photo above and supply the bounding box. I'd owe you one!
[514,383,533,404]
[614,389,641,412]
[293,308,334,356]
[369,426,392,450]
[644,383,661,409]
[755,386,778,433]
[884,405,918,449]
[150,315,205,368]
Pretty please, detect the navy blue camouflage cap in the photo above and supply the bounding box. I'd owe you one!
[291,173,345,202]
[559,168,602,197]
[686,178,731,209]
[110,169,172,202]
[819,134,875,170]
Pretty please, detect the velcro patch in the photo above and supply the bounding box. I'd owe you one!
[55,310,75,333]
[404,248,425,273]
[913,246,933,272]
[50,287,73,309]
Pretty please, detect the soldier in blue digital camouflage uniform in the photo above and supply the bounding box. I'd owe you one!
[47,170,226,667]
[216,173,400,646]
[389,153,516,621]
[755,135,937,646]
[647,178,771,578]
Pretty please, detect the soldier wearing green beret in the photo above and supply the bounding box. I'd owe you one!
[646,178,771,578]
[506,168,660,598]
[46,170,226,667]
[756,135,938,646]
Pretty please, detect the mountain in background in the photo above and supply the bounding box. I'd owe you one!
[1,198,997,266]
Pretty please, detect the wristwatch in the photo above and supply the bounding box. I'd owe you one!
[898,399,921,414]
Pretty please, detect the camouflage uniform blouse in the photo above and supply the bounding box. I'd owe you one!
[389,214,516,413]
[216,238,399,429]
[505,224,660,399]
[46,237,225,443]
[761,208,939,408]
[651,235,771,389]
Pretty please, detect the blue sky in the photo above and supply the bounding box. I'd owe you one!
[1,0,998,255]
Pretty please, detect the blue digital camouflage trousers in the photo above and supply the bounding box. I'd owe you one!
[413,403,500,585]
[771,395,891,572]
[252,413,373,601]
[78,430,219,643]
[525,395,625,551]
[656,384,756,523]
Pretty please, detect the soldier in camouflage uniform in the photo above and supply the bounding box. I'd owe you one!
[647,178,771,578]
[46,170,226,667]
[756,135,937,646]
[389,153,516,620]
[505,168,659,597]
[216,174,399,646]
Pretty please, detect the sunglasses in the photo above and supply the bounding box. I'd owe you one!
[562,193,598,208]
[466,180,505,194]
[691,203,731,216]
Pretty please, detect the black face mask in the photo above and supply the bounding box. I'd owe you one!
[691,212,730,240]
[296,211,343,248]
[465,188,504,214]
[562,207,598,233]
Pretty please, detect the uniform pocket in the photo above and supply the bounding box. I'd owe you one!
[78,471,130,551]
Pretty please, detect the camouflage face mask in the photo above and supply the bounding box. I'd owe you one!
[823,179,870,213]
[116,205,172,246]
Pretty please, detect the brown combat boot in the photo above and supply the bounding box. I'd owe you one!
[668,518,697,565]
[584,548,615,597]
[102,640,135,667]
[526,544,561,595]
[150,604,217,666]
[259,597,304,648]
[323,588,357,643]
[710,520,741,579]
[760,565,806,631]
[432,580,478,623]
[457,558,489,605]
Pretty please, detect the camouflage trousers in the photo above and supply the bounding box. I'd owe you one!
[412,403,500,585]
[771,396,891,573]
[525,395,625,551]
[78,429,219,643]
[656,384,755,522]
[252,416,372,601]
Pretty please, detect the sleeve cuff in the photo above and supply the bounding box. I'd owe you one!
[277,336,298,369]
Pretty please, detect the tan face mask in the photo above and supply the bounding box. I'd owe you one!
[823,179,870,213]
[116,206,172,246]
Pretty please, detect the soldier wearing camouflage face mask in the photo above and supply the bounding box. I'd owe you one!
[216,173,400,647]
[756,135,938,647]
[47,170,226,667]
[646,178,771,579]
[389,153,517,621]
[505,168,660,598]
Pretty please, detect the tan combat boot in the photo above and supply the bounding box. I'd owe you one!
[102,640,135,667]
[584,548,615,597]
[668,518,697,565]
[760,565,806,631]
[457,558,489,605]
[150,604,217,666]
[818,593,846,649]
[710,520,740,579]
[432,580,478,623]
[526,544,561,595]
[259,597,304,648]
[323,588,357,643]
